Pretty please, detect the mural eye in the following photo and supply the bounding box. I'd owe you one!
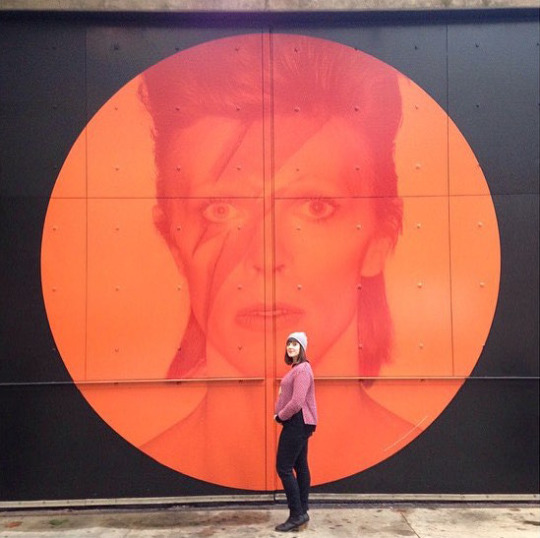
[202,201,240,223]
[300,199,337,221]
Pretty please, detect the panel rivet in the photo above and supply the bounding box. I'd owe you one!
[477,221,484,228]
[297,284,302,290]
[237,284,243,290]
[416,223,422,229]
[356,224,362,230]
[479,281,485,288]
[417,281,424,288]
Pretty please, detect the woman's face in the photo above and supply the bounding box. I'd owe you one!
[286,340,301,360]
[162,114,392,375]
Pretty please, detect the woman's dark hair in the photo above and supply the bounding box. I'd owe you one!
[284,340,308,366]
[142,33,403,379]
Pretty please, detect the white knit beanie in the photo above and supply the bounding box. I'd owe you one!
[287,331,308,351]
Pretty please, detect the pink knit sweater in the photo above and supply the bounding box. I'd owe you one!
[275,361,318,425]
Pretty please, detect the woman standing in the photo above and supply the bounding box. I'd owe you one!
[274,332,318,532]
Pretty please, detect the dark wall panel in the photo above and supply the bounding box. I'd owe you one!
[0,196,64,383]
[479,194,539,377]
[448,20,540,195]
[0,22,87,198]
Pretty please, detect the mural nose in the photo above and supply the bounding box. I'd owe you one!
[246,206,287,274]
[253,258,286,274]
[251,243,286,274]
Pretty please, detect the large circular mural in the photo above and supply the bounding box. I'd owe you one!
[41,34,500,490]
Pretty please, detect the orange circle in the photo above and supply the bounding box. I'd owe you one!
[41,34,500,490]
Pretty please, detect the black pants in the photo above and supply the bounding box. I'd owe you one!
[276,411,315,518]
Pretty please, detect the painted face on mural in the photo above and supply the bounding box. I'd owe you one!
[161,113,392,375]
[143,33,403,378]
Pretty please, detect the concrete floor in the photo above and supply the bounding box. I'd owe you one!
[1,504,539,538]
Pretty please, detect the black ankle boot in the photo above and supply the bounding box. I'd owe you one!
[275,513,309,532]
